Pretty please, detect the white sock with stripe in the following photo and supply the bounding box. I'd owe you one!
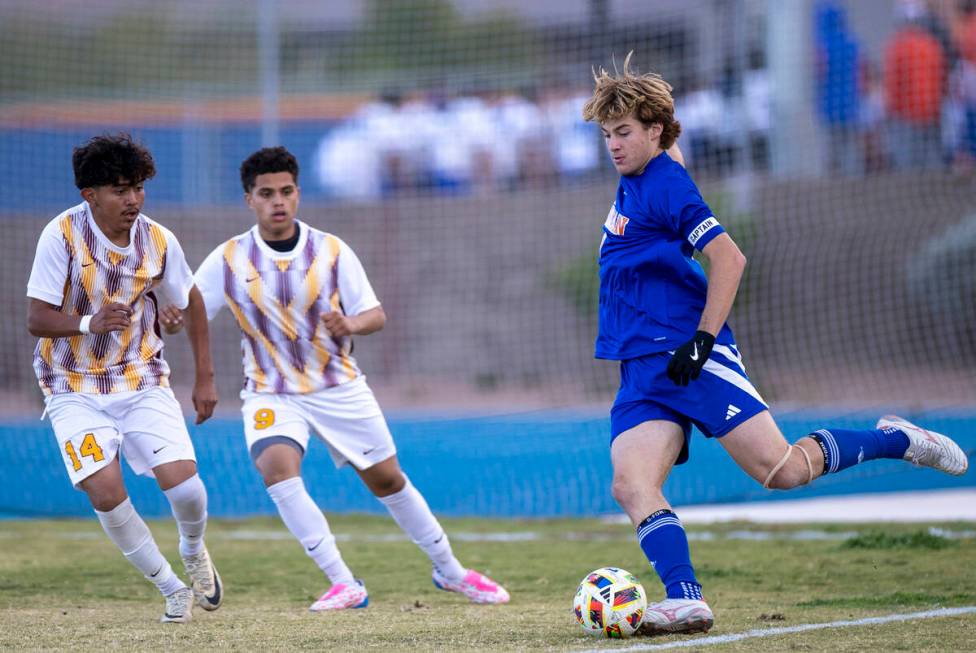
[377,477,466,582]
[267,477,355,586]
[95,497,186,597]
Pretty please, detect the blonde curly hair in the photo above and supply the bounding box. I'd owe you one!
[582,51,681,150]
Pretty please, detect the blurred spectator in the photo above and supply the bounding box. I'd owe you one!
[493,89,544,189]
[884,5,947,169]
[815,1,862,175]
[366,91,423,194]
[917,0,964,159]
[313,118,382,201]
[313,73,773,198]
[546,86,601,183]
[743,51,771,170]
[958,0,976,64]
[313,91,421,200]
[952,0,976,164]
[394,91,441,188]
[430,94,495,194]
[515,86,558,188]
[674,78,728,176]
[314,86,575,198]
[919,0,962,69]
[859,59,890,173]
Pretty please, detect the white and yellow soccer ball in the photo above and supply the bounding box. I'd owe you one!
[572,566,647,638]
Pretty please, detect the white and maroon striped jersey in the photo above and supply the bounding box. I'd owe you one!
[27,202,194,395]
[194,221,380,395]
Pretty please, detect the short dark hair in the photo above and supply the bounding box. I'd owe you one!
[240,146,299,192]
[72,133,156,190]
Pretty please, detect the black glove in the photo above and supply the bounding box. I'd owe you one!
[666,330,715,386]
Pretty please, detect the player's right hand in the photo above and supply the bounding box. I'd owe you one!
[90,302,133,334]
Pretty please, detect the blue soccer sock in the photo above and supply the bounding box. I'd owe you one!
[636,509,702,601]
[809,427,910,475]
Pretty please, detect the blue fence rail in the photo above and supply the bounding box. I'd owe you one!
[2,409,973,519]
[0,123,337,213]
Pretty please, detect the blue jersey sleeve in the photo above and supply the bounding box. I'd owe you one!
[666,168,725,251]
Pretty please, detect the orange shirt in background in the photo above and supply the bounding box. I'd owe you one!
[884,26,945,124]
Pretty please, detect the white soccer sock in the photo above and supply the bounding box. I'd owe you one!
[95,497,186,597]
[378,477,466,581]
[163,474,208,558]
[267,477,355,586]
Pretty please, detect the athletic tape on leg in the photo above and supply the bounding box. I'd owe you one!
[763,446,793,489]
[763,444,816,489]
[796,442,815,484]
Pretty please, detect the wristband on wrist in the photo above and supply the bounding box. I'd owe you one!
[78,315,93,334]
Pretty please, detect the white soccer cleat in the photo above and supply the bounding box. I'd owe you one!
[877,415,969,476]
[309,579,369,612]
[432,568,510,604]
[160,586,193,623]
[639,598,713,636]
[182,547,224,611]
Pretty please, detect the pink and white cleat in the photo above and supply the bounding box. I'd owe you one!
[639,598,714,636]
[877,415,969,476]
[432,568,510,604]
[309,579,369,612]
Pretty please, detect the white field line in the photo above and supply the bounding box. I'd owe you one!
[576,606,976,653]
[3,527,973,542]
[673,489,976,524]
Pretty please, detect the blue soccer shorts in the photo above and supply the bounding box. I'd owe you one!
[610,344,769,464]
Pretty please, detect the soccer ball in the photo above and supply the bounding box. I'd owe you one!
[572,567,647,638]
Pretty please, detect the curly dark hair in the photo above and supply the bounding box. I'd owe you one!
[72,133,156,189]
[240,146,299,192]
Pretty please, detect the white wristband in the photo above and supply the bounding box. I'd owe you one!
[78,315,93,334]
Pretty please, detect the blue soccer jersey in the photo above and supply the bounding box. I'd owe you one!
[595,151,735,360]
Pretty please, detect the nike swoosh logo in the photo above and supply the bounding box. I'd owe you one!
[308,537,325,552]
[153,446,167,454]
[433,534,444,545]
[82,262,94,268]
[362,447,376,456]
[689,342,699,361]
[150,565,163,578]
[245,276,259,283]
[202,569,222,607]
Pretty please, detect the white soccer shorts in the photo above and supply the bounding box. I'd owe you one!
[241,375,396,470]
[45,386,197,488]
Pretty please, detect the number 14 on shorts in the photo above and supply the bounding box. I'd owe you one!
[64,432,105,471]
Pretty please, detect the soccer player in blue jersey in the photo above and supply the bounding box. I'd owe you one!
[582,53,969,635]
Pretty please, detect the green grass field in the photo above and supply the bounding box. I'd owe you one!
[2,516,975,651]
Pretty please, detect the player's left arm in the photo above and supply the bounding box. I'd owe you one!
[322,305,386,337]
[664,167,747,385]
[322,237,385,337]
[697,233,747,337]
[666,232,746,386]
[184,284,217,424]
[159,229,217,423]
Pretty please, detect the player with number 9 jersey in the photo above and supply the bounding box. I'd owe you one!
[184,146,509,612]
